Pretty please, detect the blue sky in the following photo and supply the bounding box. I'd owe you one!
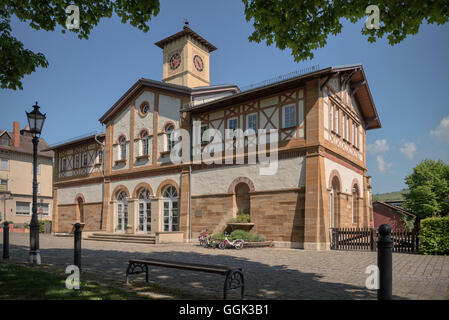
[1,1,448,194]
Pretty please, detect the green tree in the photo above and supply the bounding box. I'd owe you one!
[242,0,449,62]
[403,159,449,219]
[0,0,160,90]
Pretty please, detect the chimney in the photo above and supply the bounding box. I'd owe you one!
[13,121,20,147]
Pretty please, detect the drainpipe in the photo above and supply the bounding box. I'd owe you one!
[94,131,106,230]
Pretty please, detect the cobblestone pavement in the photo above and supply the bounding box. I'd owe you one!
[1,233,448,300]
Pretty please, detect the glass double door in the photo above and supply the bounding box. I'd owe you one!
[138,200,151,233]
[117,201,128,233]
[163,199,179,232]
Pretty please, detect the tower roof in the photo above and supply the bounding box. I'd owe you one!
[154,23,217,52]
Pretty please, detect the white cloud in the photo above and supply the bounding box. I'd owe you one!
[367,139,389,154]
[430,116,449,143]
[376,155,392,173]
[400,142,417,160]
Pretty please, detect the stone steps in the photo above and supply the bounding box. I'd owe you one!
[86,233,156,244]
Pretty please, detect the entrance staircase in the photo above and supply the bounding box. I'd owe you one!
[85,233,156,244]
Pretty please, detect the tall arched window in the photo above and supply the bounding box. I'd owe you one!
[330,176,340,228]
[165,125,175,151]
[119,136,126,160]
[141,131,149,156]
[162,185,178,232]
[137,188,151,233]
[116,190,128,232]
[235,182,250,216]
[352,185,360,225]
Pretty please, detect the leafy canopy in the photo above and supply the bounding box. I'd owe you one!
[2,1,449,89]
[0,0,160,90]
[403,159,449,219]
[242,0,449,62]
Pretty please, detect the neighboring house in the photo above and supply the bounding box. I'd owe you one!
[373,201,416,230]
[0,122,54,225]
[47,23,381,249]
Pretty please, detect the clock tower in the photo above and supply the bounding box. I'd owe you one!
[155,21,216,88]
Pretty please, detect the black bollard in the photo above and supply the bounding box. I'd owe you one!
[74,223,82,271]
[377,224,393,300]
[3,221,9,259]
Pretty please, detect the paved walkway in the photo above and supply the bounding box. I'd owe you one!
[1,233,448,299]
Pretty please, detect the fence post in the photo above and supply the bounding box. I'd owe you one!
[74,223,82,271]
[377,224,393,300]
[370,228,375,251]
[2,221,9,259]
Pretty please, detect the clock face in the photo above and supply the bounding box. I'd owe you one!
[193,55,204,72]
[169,53,181,70]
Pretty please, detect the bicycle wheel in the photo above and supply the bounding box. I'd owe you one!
[219,241,226,250]
[234,240,243,250]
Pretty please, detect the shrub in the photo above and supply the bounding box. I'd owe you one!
[230,213,251,223]
[211,229,265,242]
[419,216,449,255]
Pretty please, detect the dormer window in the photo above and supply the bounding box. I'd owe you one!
[1,137,9,146]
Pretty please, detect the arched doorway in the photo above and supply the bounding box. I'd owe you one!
[330,176,341,228]
[116,190,128,233]
[162,185,178,232]
[235,182,250,215]
[137,188,151,233]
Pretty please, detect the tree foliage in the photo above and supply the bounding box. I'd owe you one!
[242,0,449,62]
[2,1,449,89]
[0,0,160,90]
[403,160,449,219]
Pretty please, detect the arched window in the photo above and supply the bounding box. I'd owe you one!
[76,197,84,223]
[137,188,151,233]
[141,131,149,156]
[119,137,126,160]
[165,125,175,151]
[162,185,178,232]
[116,190,128,232]
[235,182,250,216]
[330,176,340,228]
[352,185,360,225]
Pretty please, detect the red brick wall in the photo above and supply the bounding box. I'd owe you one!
[373,203,406,230]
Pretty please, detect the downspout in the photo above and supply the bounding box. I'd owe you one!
[189,94,193,242]
[94,130,106,230]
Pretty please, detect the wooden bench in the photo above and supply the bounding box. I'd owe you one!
[125,258,244,300]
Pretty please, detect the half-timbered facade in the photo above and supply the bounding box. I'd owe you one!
[49,24,381,249]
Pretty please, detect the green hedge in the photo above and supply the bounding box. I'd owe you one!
[419,216,449,255]
[211,229,265,242]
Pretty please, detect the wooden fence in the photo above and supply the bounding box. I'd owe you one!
[330,228,419,253]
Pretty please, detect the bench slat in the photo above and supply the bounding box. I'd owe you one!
[129,259,240,275]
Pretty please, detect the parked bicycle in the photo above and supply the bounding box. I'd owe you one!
[203,235,217,249]
[198,231,209,246]
[219,232,244,250]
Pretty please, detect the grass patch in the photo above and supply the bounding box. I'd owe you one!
[0,262,150,300]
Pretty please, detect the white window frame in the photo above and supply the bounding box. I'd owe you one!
[282,104,296,128]
[226,117,238,139]
[165,125,175,151]
[119,137,127,160]
[82,152,88,167]
[141,132,149,156]
[246,113,258,134]
[97,149,103,164]
[330,104,334,132]
[335,107,339,135]
[0,158,9,170]
[16,201,31,216]
[74,155,80,169]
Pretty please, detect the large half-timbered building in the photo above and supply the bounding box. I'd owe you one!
[48,24,381,249]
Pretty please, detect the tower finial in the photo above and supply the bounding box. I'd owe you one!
[184,19,189,29]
